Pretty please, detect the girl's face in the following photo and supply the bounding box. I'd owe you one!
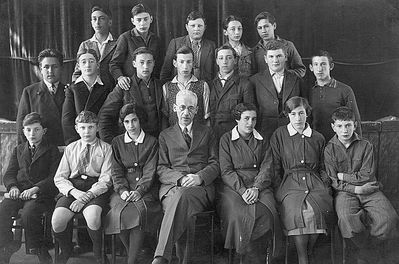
[224,20,243,43]
[123,113,141,137]
[236,110,257,137]
[288,105,307,132]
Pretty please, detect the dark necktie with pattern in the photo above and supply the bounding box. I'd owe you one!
[183,127,191,147]
[30,145,36,157]
[50,84,56,95]
[77,144,91,176]
[192,40,200,69]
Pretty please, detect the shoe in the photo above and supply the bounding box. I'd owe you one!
[151,256,168,264]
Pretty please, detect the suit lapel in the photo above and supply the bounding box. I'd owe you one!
[101,41,116,62]
[31,140,49,164]
[38,82,61,115]
[282,72,296,104]
[189,123,205,153]
[129,77,144,106]
[170,124,190,151]
[199,40,211,71]
[85,84,106,110]
[261,71,278,98]
[21,142,32,166]
[154,79,163,111]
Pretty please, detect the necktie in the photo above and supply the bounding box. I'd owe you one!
[77,144,91,176]
[192,41,200,69]
[220,78,227,87]
[50,84,56,95]
[183,127,191,147]
[30,145,36,157]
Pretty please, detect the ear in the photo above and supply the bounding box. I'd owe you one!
[309,64,314,72]
[263,54,268,63]
[132,60,137,68]
[223,29,228,36]
[130,18,135,25]
[43,128,47,134]
[330,62,334,70]
[149,16,153,23]
[273,22,277,30]
[75,125,79,133]
[331,123,335,131]
[173,59,177,68]
[185,23,189,32]
[108,19,112,27]
[173,104,178,113]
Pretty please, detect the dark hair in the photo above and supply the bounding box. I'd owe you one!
[311,50,334,66]
[38,48,64,66]
[232,103,257,121]
[331,107,356,123]
[131,3,152,17]
[265,39,287,54]
[223,15,242,30]
[215,44,237,59]
[284,96,312,116]
[173,46,194,60]
[77,48,99,62]
[186,10,206,25]
[23,112,44,127]
[119,103,148,124]
[132,47,154,61]
[254,11,276,27]
[75,111,98,124]
[91,5,112,18]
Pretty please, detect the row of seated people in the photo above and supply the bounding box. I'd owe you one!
[1,93,398,264]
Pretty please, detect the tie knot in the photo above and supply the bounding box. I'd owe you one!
[183,127,189,134]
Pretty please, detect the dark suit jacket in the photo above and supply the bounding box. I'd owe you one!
[62,81,109,145]
[72,38,117,89]
[250,70,303,141]
[17,81,66,146]
[157,123,219,200]
[3,139,61,199]
[160,35,216,83]
[98,77,164,143]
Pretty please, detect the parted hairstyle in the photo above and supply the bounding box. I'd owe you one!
[215,44,238,59]
[265,39,287,54]
[284,96,312,117]
[232,103,257,121]
[173,46,194,61]
[131,3,152,17]
[331,106,356,123]
[75,110,99,124]
[132,47,154,61]
[254,11,276,26]
[186,10,206,25]
[91,5,112,18]
[77,48,99,62]
[23,112,45,127]
[38,48,64,66]
[223,15,242,30]
[311,50,334,66]
[119,103,148,124]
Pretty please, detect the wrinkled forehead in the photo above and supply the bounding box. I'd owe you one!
[176,93,197,107]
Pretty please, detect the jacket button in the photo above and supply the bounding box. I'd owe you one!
[253,164,257,168]
[135,177,139,181]
[302,177,305,180]
[305,190,309,194]
[300,160,304,164]
[301,135,305,138]
[134,162,138,166]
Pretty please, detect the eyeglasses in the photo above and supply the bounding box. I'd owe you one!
[176,104,196,112]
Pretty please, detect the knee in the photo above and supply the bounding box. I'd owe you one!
[83,207,102,230]
[52,210,71,233]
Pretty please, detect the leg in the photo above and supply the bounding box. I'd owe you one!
[292,235,310,264]
[83,205,104,262]
[52,207,75,262]
[126,227,145,264]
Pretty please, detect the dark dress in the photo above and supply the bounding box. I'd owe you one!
[218,127,282,255]
[104,132,162,235]
[270,124,333,234]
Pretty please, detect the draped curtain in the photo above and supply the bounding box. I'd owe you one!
[1,0,399,121]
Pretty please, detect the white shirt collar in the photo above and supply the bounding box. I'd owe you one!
[43,79,60,89]
[269,68,284,77]
[178,122,193,133]
[171,74,198,84]
[287,123,312,137]
[219,71,234,81]
[124,130,145,144]
[231,126,263,141]
[75,75,104,86]
[89,33,113,44]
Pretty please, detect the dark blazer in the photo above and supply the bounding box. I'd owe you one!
[3,139,61,199]
[157,123,219,200]
[98,77,164,143]
[72,38,117,89]
[160,35,216,83]
[109,30,161,80]
[62,81,109,145]
[250,70,303,141]
[17,81,66,146]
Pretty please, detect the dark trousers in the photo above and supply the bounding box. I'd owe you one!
[0,197,52,250]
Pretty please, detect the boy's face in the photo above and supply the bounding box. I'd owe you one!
[131,12,153,34]
[75,122,98,143]
[224,20,243,42]
[78,53,99,77]
[173,53,193,78]
[216,49,236,75]
[174,94,197,127]
[256,19,276,41]
[91,10,111,35]
[331,120,356,144]
[310,56,333,82]
[264,49,286,73]
[40,57,61,84]
[133,53,154,80]
[185,18,205,41]
[23,123,46,146]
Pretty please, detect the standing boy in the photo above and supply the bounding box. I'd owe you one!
[324,107,399,263]
[309,50,361,141]
[0,113,60,264]
[160,11,216,83]
[110,3,161,90]
[72,5,116,89]
[17,48,66,146]
[162,46,210,127]
[99,47,164,143]
[52,111,112,264]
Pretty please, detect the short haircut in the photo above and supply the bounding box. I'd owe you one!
[119,103,148,124]
[23,112,44,127]
[311,50,334,65]
[284,96,312,116]
[91,5,112,18]
[232,103,257,121]
[175,89,198,106]
[215,44,237,59]
[254,11,276,27]
[75,111,98,124]
[331,107,356,123]
[265,39,287,55]
[223,15,242,30]
[132,47,154,61]
[186,10,206,25]
[131,3,152,17]
[77,48,99,62]
[38,48,64,66]
[173,46,194,60]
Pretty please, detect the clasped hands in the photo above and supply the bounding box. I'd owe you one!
[69,189,95,212]
[180,174,203,187]
[242,187,259,205]
[8,186,39,200]
[120,190,142,202]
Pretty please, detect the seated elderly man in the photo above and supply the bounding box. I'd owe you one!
[152,90,219,264]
